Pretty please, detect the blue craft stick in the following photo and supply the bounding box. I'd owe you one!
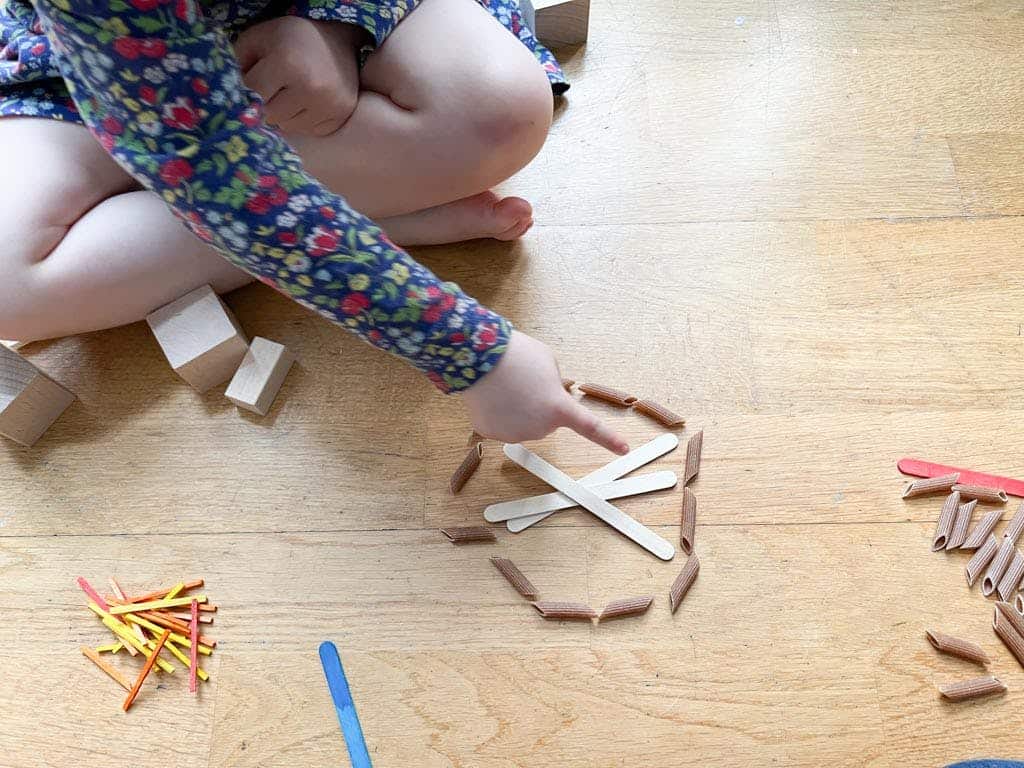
[318,641,372,768]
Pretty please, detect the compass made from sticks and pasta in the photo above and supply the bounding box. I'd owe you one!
[442,380,703,622]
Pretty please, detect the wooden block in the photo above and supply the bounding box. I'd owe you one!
[0,345,74,447]
[146,285,248,392]
[533,0,590,47]
[225,337,295,416]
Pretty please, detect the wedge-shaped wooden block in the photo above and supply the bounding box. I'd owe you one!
[534,0,590,47]
[146,285,248,392]
[225,337,294,416]
[0,345,74,447]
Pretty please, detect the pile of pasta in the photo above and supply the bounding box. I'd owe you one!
[445,380,704,622]
[906,474,1024,701]
[76,576,216,711]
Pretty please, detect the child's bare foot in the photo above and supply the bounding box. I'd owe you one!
[378,191,533,246]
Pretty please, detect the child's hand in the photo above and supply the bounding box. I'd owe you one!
[233,17,365,137]
[462,331,630,455]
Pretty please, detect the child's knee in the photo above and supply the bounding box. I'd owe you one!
[466,58,554,175]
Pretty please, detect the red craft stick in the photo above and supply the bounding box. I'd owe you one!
[76,577,110,611]
[123,629,171,712]
[898,459,1024,498]
[189,600,199,694]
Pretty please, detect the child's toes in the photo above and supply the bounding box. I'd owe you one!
[490,196,533,232]
[493,216,534,242]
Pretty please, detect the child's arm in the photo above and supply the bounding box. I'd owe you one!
[30,0,627,453]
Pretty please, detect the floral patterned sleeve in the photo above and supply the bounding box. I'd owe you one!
[29,0,511,393]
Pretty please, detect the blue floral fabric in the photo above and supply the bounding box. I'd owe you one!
[0,0,566,391]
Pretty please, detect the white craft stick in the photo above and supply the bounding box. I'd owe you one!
[503,443,676,561]
[484,470,678,524]
[500,433,679,531]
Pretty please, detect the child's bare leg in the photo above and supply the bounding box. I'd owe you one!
[288,0,554,219]
[0,0,552,340]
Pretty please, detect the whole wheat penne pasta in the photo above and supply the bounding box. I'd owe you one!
[938,676,1006,702]
[998,550,1024,601]
[993,605,1024,668]
[683,430,703,486]
[962,509,1003,550]
[982,536,1018,596]
[440,526,496,544]
[996,600,1024,638]
[925,630,990,666]
[599,595,654,622]
[531,601,596,620]
[669,553,700,614]
[946,500,977,550]
[951,483,1008,504]
[1003,502,1024,544]
[490,557,539,600]
[578,383,637,407]
[561,379,575,392]
[932,491,961,551]
[631,399,685,428]
[466,431,485,447]
[449,443,483,494]
[965,535,999,587]
[902,472,960,499]
[679,487,697,555]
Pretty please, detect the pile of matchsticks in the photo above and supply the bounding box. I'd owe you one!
[76,576,216,711]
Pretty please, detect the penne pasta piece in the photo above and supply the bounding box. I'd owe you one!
[531,601,596,620]
[489,557,539,600]
[998,550,1024,602]
[679,487,697,555]
[466,431,485,447]
[599,595,654,622]
[1016,594,1024,616]
[932,491,961,551]
[440,526,496,544]
[938,676,1006,702]
[669,553,700,614]
[123,630,171,711]
[683,430,703,486]
[577,383,637,407]
[902,472,960,499]
[631,399,685,428]
[962,509,1003,551]
[449,443,483,494]
[1003,502,1024,544]
[946,500,977,550]
[951,484,1008,504]
[81,646,132,691]
[925,630,990,666]
[561,379,575,392]
[982,537,1018,596]
[996,601,1024,638]
[965,535,999,587]
[993,604,1024,669]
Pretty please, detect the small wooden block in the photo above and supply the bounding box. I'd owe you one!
[146,285,248,392]
[0,345,74,447]
[534,0,590,47]
[225,337,295,416]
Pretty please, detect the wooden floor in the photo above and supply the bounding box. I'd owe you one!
[5,1,1024,765]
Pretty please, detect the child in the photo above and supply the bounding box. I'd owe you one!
[0,0,628,453]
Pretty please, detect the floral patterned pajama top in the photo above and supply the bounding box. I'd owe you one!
[0,0,566,392]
